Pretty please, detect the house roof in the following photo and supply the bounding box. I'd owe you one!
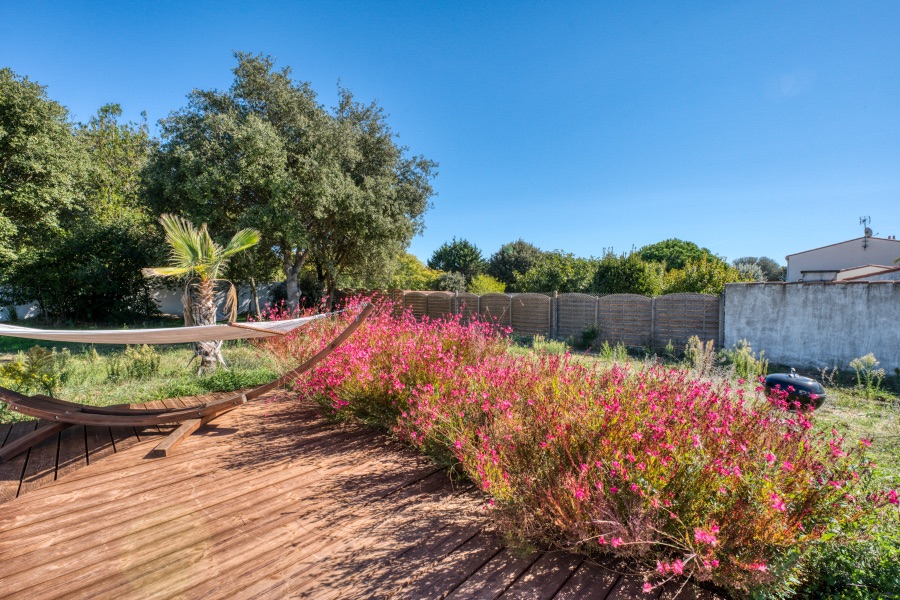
[785,236,900,259]
[842,265,900,281]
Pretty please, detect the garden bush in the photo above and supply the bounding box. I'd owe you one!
[262,300,898,598]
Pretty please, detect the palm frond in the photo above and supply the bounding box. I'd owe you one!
[222,228,262,259]
[142,266,190,278]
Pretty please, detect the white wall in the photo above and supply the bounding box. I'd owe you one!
[786,237,900,282]
[724,282,900,372]
[151,284,277,318]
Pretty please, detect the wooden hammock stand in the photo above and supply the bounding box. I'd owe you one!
[0,303,374,463]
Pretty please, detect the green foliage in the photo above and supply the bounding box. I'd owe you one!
[387,252,441,290]
[850,354,886,399]
[638,238,720,271]
[515,251,598,293]
[1,97,161,321]
[467,273,506,294]
[733,256,785,282]
[432,271,467,292]
[487,239,543,289]
[719,339,769,380]
[0,346,69,396]
[427,238,486,282]
[798,511,900,599]
[596,340,628,362]
[147,52,436,309]
[733,261,766,282]
[0,68,86,270]
[592,252,665,296]
[664,256,747,295]
[106,345,161,382]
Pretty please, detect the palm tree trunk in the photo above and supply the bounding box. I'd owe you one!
[192,279,223,373]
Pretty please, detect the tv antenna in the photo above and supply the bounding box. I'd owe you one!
[860,216,873,249]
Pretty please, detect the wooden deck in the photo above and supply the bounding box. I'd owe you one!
[0,394,723,599]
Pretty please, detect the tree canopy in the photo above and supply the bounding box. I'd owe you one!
[487,239,543,289]
[146,52,436,308]
[427,238,486,282]
[732,256,785,281]
[514,251,598,293]
[638,238,722,271]
[593,252,665,296]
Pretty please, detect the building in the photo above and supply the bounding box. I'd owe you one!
[785,235,900,282]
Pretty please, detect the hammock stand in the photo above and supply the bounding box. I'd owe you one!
[0,303,374,462]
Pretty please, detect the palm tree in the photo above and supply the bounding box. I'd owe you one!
[144,214,260,373]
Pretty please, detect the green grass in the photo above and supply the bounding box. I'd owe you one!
[0,340,282,424]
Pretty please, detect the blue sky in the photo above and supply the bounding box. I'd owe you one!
[3,1,899,265]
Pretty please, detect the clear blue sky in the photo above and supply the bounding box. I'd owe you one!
[3,1,899,266]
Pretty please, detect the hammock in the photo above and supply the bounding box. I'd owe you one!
[0,314,330,345]
[0,304,375,462]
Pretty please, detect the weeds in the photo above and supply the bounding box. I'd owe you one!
[850,354,886,399]
[719,339,768,381]
[684,336,717,378]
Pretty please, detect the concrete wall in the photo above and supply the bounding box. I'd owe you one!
[786,237,900,281]
[152,284,277,318]
[724,282,900,372]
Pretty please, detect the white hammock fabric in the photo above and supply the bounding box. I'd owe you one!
[0,314,330,345]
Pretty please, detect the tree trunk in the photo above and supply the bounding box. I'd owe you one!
[191,279,223,374]
[281,246,307,314]
[249,277,261,318]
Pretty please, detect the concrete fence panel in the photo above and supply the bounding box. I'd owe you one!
[403,292,428,319]
[510,294,552,336]
[556,293,599,339]
[425,292,454,320]
[456,293,480,323]
[653,293,721,348]
[479,293,511,327]
[599,294,652,347]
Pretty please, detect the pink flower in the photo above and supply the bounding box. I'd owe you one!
[694,527,718,546]
[574,487,586,501]
[643,582,653,593]
[889,490,898,505]
[671,558,684,575]
[610,537,623,548]
[765,452,776,464]
[770,493,786,512]
[750,562,767,572]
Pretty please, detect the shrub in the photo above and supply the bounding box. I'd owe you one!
[0,346,69,396]
[467,273,506,294]
[719,339,768,381]
[106,344,161,382]
[597,340,628,362]
[684,335,717,378]
[271,302,894,599]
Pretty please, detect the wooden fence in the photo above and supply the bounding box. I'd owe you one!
[341,289,723,348]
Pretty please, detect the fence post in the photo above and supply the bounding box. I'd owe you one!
[508,294,513,332]
[424,292,429,320]
[718,291,725,348]
[454,291,459,315]
[650,296,657,348]
[551,291,557,339]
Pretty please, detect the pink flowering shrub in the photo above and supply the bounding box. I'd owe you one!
[262,300,895,598]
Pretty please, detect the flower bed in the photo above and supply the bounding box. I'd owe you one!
[261,301,897,598]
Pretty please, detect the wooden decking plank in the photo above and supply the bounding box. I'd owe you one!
[446,547,541,600]
[0,422,70,465]
[0,421,37,503]
[108,424,141,452]
[606,571,661,599]
[54,424,87,481]
[0,441,426,597]
[356,523,486,599]
[17,420,61,496]
[2,412,347,516]
[0,424,12,446]
[394,530,505,599]
[552,559,621,600]
[234,475,471,599]
[147,466,453,600]
[84,425,115,465]
[499,551,584,599]
[47,460,443,600]
[0,427,382,558]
